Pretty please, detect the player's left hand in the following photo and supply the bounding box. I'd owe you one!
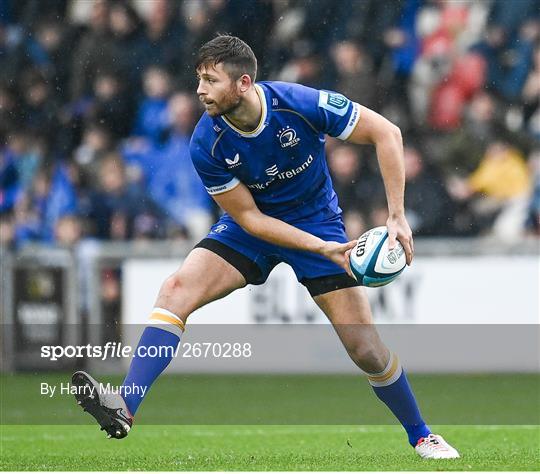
[320,240,357,279]
[386,213,414,265]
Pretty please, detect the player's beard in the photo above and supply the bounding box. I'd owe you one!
[207,86,241,117]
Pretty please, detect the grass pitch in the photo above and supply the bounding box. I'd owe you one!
[1,373,539,470]
[1,424,539,471]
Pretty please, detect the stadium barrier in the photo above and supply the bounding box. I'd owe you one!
[1,246,79,372]
[1,238,538,373]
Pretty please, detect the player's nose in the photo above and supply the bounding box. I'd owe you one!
[196,82,207,96]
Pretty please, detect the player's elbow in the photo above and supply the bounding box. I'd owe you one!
[382,123,402,145]
[235,210,265,237]
[390,124,402,143]
[370,120,402,147]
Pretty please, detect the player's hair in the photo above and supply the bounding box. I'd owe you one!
[196,35,257,82]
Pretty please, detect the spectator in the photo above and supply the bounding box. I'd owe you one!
[142,0,186,76]
[108,1,149,94]
[122,92,199,186]
[469,141,532,201]
[495,19,539,103]
[14,164,78,245]
[73,122,114,188]
[328,144,383,218]
[85,152,162,240]
[147,92,213,240]
[449,141,532,238]
[20,69,60,144]
[427,52,487,131]
[344,0,404,71]
[31,18,73,101]
[54,214,83,247]
[132,66,172,144]
[277,42,328,89]
[402,145,456,236]
[7,131,42,191]
[70,0,114,100]
[380,0,421,115]
[435,91,499,177]
[471,23,508,94]
[0,0,537,243]
[181,0,234,55]
[90,71,135,139]
[330,41,376,107]
[0,147,20,214]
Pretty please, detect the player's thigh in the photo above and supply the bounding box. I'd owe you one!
[157,247,247,319]
[313,285,373,325]
[313,286,385,356]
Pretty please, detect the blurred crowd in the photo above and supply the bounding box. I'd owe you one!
[1,0,539,250]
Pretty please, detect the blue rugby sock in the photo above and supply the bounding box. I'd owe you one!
[367,352,431,446]
[121,308,184,416]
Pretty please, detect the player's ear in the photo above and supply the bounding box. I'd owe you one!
[238,74,252,93]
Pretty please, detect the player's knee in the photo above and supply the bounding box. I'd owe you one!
[160,274,191,304]
[348,344,386,373]
[161,273,184,295]
[158,273,205,316]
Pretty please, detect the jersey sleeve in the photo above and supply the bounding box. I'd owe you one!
[189,134,240,195]
[286,83,361,140]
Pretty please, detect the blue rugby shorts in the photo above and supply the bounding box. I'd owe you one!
[194,213,359,297]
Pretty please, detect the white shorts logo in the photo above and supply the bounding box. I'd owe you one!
[212,224,228,233]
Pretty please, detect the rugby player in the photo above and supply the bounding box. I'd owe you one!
[73,35,458,459]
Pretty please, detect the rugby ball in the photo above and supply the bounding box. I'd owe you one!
[349,226,406,287]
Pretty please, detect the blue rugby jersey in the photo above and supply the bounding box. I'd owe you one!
[189,81,361,222]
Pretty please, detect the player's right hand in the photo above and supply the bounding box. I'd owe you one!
[319,240,357,279]
[386,213,414,265]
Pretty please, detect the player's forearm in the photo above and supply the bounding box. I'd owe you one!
[375,127,405,217]
[240,212,325,253]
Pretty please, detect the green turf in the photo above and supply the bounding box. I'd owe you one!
[1,373,539,424]
[1,373,539,470]
[1,424,539,471]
